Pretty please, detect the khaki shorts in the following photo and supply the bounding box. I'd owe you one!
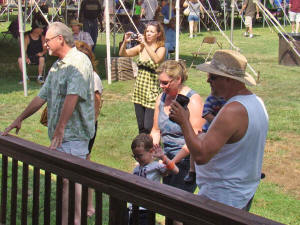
[245,16,253,27]
[289,11,300,23]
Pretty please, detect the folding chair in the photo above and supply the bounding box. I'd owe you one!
[190,36,222,68]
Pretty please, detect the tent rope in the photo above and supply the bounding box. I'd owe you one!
[196,0,259,78]
[118,0,140,34]
[256,0,300,58]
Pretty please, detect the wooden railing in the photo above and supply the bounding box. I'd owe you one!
[0,133,283,225]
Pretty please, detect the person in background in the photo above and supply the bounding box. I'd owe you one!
[79,0,102,51]
[74,40,103,217]
[134,0,143,16]
[289,0,300,33]
[184,90,226,184]
[164,17,176,59]
[141,0,158,20]
[183,0,204,39]
[161,0,175,23]
[151,60,205,225]
[169,49,268,211]
[119,21,166,134]
[129,133,178,225]
[18,20,47,84]
[71,20,94,49]
[239,0,259,38]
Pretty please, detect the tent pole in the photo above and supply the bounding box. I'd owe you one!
[223,0,226,30]
[175,0,179,61]
[230,0,234,49]
[113,0,116,56]
[18,0,28,96]
[169,0,172,20]
[105,0,111,84]
[263,0,266,27]
[132,0,136,17]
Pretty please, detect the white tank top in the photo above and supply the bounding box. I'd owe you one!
[196,94,269,209]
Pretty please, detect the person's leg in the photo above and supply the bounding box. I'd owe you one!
[92,20,98,51]
[74,183,82,225]
[38,56,45,76]
[291,22,296,33]
[248,17,253,37]
[184,155,196,184]
[144,107,154,134]
[296,14,300,33]
[189,20,194,38]
[289,11,296,33]
[57,141,88,225]
[18,57,23,73]
[86,122,97,216]
[193,21,198,35]
[134,103,146,133]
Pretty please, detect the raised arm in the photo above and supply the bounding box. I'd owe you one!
[170,101,249,165]
[171,93,205,164]
[119,32,141,57]
[138,34,166,64]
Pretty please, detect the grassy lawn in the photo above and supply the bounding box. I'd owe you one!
[0,18,300,224]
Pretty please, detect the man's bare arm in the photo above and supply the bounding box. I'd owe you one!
[2,96,46,135]
[170,101,247,165]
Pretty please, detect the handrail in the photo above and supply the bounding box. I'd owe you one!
[0,133,283,225]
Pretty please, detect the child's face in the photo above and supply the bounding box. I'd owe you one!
[132,145,153,166]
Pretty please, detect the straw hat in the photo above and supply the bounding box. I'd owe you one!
[70,20,83,27]
[196,50,256,86]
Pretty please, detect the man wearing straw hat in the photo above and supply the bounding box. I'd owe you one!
[169,50,269,211]
[70,19,94,49]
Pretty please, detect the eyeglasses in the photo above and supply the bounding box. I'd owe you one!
[45,35,60,45]
[159,79,174,86]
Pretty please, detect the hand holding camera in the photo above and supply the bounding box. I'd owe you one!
[169,94,190,123]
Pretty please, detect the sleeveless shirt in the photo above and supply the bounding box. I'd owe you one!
[196,94,269,209]
[158,89,197,159]
[27,34,43,57]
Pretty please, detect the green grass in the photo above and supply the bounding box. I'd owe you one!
[1,20,300,224]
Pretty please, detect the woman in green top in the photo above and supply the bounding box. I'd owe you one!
[119,21,166,134]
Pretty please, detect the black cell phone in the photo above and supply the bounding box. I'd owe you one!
[175,94,190,109]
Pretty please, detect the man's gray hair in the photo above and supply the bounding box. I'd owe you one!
[48,22,74,46]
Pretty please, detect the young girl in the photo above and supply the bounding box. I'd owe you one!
[130,133,178,225]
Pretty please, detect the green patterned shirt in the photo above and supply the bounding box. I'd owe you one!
[38,47,95,141]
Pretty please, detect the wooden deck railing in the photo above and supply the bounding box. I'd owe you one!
[0,133,283,225]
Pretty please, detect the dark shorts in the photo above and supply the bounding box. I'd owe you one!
[28,55,45,65]
[163,157,197,193]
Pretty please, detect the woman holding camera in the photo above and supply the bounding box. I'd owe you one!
[119,21,166,134]
[150,60,205,196]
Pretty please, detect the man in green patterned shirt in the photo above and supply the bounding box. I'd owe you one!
[3,22,95,225]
